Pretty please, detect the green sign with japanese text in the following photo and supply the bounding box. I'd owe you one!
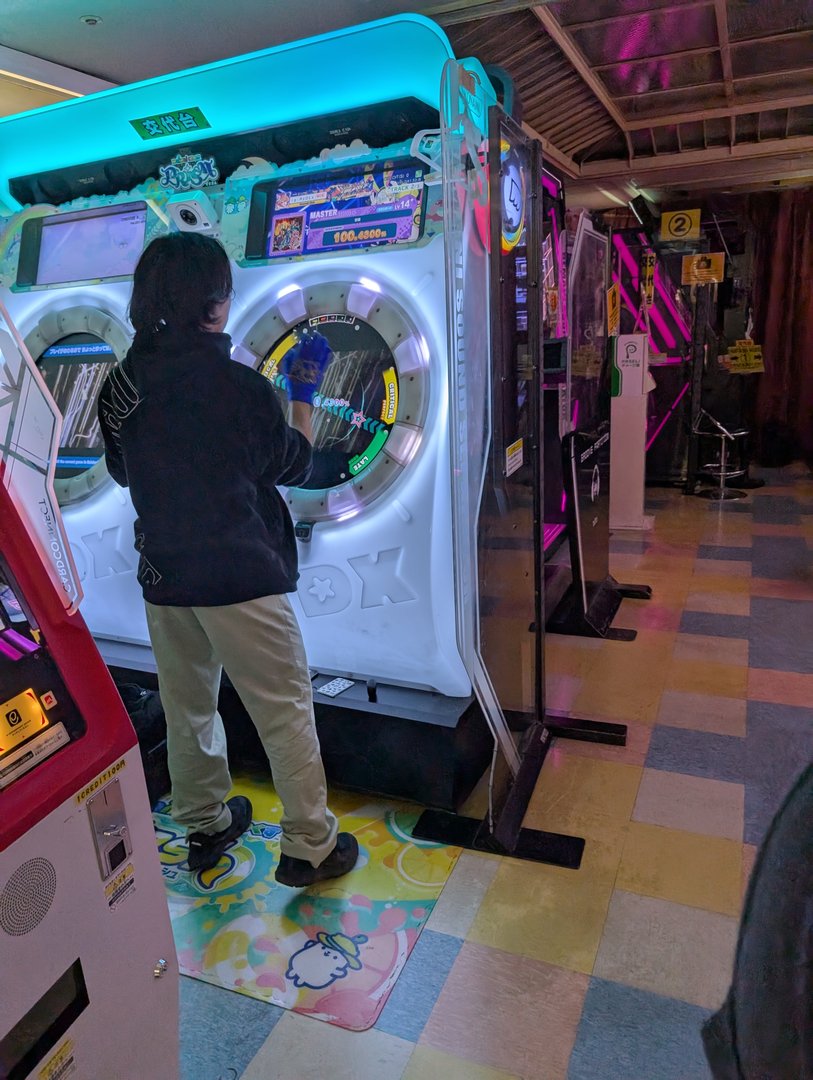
[130,107,210,141]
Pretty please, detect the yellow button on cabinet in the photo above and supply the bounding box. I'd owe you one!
[0,688,48,753]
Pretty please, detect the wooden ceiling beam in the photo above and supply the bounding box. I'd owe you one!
[625,92,813,130]
[579,134,813,182]
[531,5,628,134]
[713,0,735,103]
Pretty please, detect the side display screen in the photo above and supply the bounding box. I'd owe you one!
[259,316,399,489]
[0,563,84,790]
[17,201,147,287]
[248,161,426,259]
[37,333,117,479]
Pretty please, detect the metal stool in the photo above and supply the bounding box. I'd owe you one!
[694,409,749,501]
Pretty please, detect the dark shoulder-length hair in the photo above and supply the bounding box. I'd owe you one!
[129,232,233,344]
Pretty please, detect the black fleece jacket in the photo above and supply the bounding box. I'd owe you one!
[97,328,311,606]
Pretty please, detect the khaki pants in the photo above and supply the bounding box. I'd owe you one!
[145,593,338,866]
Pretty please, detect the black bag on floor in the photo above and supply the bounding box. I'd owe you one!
[117,682,170,807]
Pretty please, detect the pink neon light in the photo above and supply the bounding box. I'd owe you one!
[571,400,579,430]
[2,629,38,653]
[0,638,22,661]
[543,523,566,550]
[647,301,677,351]
[651,356,686,366]
[541,173,560,198]
[613,235,679,350]
[636,232,691,342]
[646,381,690,451]
[613,234,640,286]
[550,208,567,337]
[654,266,691,341]
[560,490,567,513]
[613,272,648,335]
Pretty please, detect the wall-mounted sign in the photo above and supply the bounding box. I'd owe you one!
[681,252,725,285]
[130,107,210,140]
[660,209,701,242]
[723,340,764,374]
[640,249,656,305]
[607,282,620,336]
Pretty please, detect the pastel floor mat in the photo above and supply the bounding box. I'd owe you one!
[154,775,460,1031]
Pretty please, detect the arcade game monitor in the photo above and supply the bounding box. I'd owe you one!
[259,318,399,494]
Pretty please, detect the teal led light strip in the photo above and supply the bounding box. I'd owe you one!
[0,15,455,205]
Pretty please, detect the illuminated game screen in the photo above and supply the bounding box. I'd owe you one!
[18,202,147,287]
[259,162,426,258]
[259,316,399,489]
[0,564,82,790]
[37,333,117,479]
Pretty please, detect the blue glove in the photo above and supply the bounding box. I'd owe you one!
[279,331,333,404]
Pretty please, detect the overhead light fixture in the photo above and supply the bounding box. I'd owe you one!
[79,15,103,26]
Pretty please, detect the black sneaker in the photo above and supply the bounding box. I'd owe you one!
[275,832,360,887]
[186,796,253,872]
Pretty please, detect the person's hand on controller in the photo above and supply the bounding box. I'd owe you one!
[280,332,333,404]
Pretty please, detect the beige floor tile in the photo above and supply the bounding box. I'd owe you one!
[685,591,751,616]
[403,1046,521,1080]
[593,889,738,1009]
[656,690,747,737]
[420,941,588,1079]
[242,1011,414,1080]
[694,558,752,577]
[688,573,752,594]
[524,753,642,839]
[426,852,500,939]
[467,829,624,973]
[632,769,744,841]
[673,633,750,667]
[666,658,748,698]
[617,821,742,916]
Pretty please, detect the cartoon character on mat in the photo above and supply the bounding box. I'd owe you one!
[286,931,368,990]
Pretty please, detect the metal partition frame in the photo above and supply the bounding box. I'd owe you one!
[440,59,520,775]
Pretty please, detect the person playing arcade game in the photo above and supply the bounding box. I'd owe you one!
[97,232,359,887]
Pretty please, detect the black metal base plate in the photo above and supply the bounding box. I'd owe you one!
[545,712,627,745]
[413,810,585,870]
[696,488,747,500]
[618,583,653,601]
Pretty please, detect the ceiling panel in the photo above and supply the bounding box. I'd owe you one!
[0,73,73,115]
[726,0,813,40]
[618,82,730,116]
[569,6,719,65]
[731,32,813,79]
[550,0,711,27]
[597,51,723,97]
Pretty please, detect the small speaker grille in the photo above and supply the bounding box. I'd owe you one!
[0,858,57,936]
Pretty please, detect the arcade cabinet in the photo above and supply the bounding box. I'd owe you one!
[540,168,570,557]
[0,306,178,1079]
[546,213,652,641]
[0,17,513,811]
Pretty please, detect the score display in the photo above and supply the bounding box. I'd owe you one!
[247,161,426,260]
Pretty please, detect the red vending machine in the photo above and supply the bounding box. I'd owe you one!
[0,302,178,1080]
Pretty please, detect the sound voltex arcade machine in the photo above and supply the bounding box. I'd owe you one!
[0,17,624,858]
[0,17,501,811]
[0,307,178,1077]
